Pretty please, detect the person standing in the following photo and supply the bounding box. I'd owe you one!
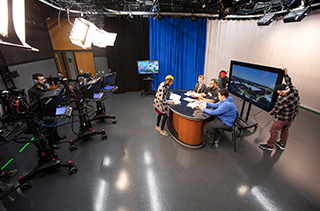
[199,79,220,103]
[28,73,65,149]
[153,75,175,136]
[259,67,300,151]
[218,70,228,89]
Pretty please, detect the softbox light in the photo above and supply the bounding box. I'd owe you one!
[92,28,117,48]
[69,18,97,49]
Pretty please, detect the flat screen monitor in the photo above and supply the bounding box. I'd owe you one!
[137,60,159,74]
[94,93,103,99]
[228,60,284,112]
[55,107,67,116]
[85,78,101,99]
[40,87,64,116]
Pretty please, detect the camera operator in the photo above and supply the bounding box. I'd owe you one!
[28,73,65,149]
[76,70,85,86]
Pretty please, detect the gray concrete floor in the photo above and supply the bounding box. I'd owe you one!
[1,91,319,211]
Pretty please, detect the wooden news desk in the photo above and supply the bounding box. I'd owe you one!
[167,89,209,149]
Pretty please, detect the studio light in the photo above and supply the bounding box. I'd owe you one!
[283,6,311,23]
[69,18,97,49]
[0,0,8,37]
[257,13,276,26]
[92,29,117,48]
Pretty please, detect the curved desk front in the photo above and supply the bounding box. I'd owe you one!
[167,90,209,149]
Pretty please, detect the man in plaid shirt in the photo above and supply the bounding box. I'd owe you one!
[259,67,300,151]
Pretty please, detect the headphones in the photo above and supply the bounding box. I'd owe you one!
[32,74,39,85]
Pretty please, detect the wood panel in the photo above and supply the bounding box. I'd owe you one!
[172,112,204,146]
[47,18,91,51]
[74,51,96,76]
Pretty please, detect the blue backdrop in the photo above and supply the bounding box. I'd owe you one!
[149,17,207,90]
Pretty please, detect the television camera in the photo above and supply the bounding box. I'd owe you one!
[0,89,77,192]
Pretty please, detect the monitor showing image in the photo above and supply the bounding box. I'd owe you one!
[56,107,67,116]
[137,60,159,74]
[228,60,284,112]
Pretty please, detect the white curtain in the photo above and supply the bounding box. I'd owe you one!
[204,10,320,113]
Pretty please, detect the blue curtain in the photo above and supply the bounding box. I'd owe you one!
[149,17,207,90]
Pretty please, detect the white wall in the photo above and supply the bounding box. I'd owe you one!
[204,10,320,113]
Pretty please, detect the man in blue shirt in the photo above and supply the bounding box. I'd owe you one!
[199,88,237,140]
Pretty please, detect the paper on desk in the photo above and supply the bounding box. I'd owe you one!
[170,93,181,101]
[184,91,201,97]
[168,100,181,105]
[187,102,198,108]
[183,97,194,102]
[187,100,207,109]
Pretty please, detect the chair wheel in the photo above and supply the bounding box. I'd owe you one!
[69,166,78,174]
[112,119,117,124]
[20,182,31,191]
[101,134,108,140]
[70,145,77,151]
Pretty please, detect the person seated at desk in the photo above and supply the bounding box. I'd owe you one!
[193,75,207,94]
[199,79,220,103]
[153,75,175,136]
[198,88,237,141]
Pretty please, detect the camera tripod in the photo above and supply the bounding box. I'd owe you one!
[15,125,78,191]
[69,100,108,151]
[90,99,117,123]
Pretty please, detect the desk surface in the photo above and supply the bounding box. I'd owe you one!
[168,89,210,121]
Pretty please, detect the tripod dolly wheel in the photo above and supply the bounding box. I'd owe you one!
[20,182,32,191]
[101,134,108,140]
[69,166,78,174]
[69,144,77,151]
[112,119,117,124]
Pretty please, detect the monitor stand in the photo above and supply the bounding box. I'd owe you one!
[141,75,156,96]
[237,100,258,135]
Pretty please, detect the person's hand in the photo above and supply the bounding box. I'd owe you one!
[282,67,288,76]
[198,104,204,110]
[268,112,273,115]
[169,101,175,105]
[198,96,204,101]
[201,93,206,97]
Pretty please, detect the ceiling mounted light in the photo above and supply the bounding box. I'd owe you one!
[69,18,97,49]
[257,13,276,26]
[93,29,117,48]
[283,6,311,23]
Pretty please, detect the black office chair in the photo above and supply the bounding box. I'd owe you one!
[210,112,239,153]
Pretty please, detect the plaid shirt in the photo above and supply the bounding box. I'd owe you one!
[269,74,300,122]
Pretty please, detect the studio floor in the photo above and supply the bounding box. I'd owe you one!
[0,91,320,211]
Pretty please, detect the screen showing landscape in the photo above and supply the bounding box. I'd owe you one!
[228,60,284,112]
[137,60,159,74]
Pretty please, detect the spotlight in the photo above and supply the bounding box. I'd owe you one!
[283,6,311,23]
[257,13,276,26]
[190,16,196,22]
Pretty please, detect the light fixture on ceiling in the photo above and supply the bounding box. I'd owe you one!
[257,13,276,26]
[93,29,117,48]
[283,5,311,23]
[0,0,8,37]
[69,18,97,49]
